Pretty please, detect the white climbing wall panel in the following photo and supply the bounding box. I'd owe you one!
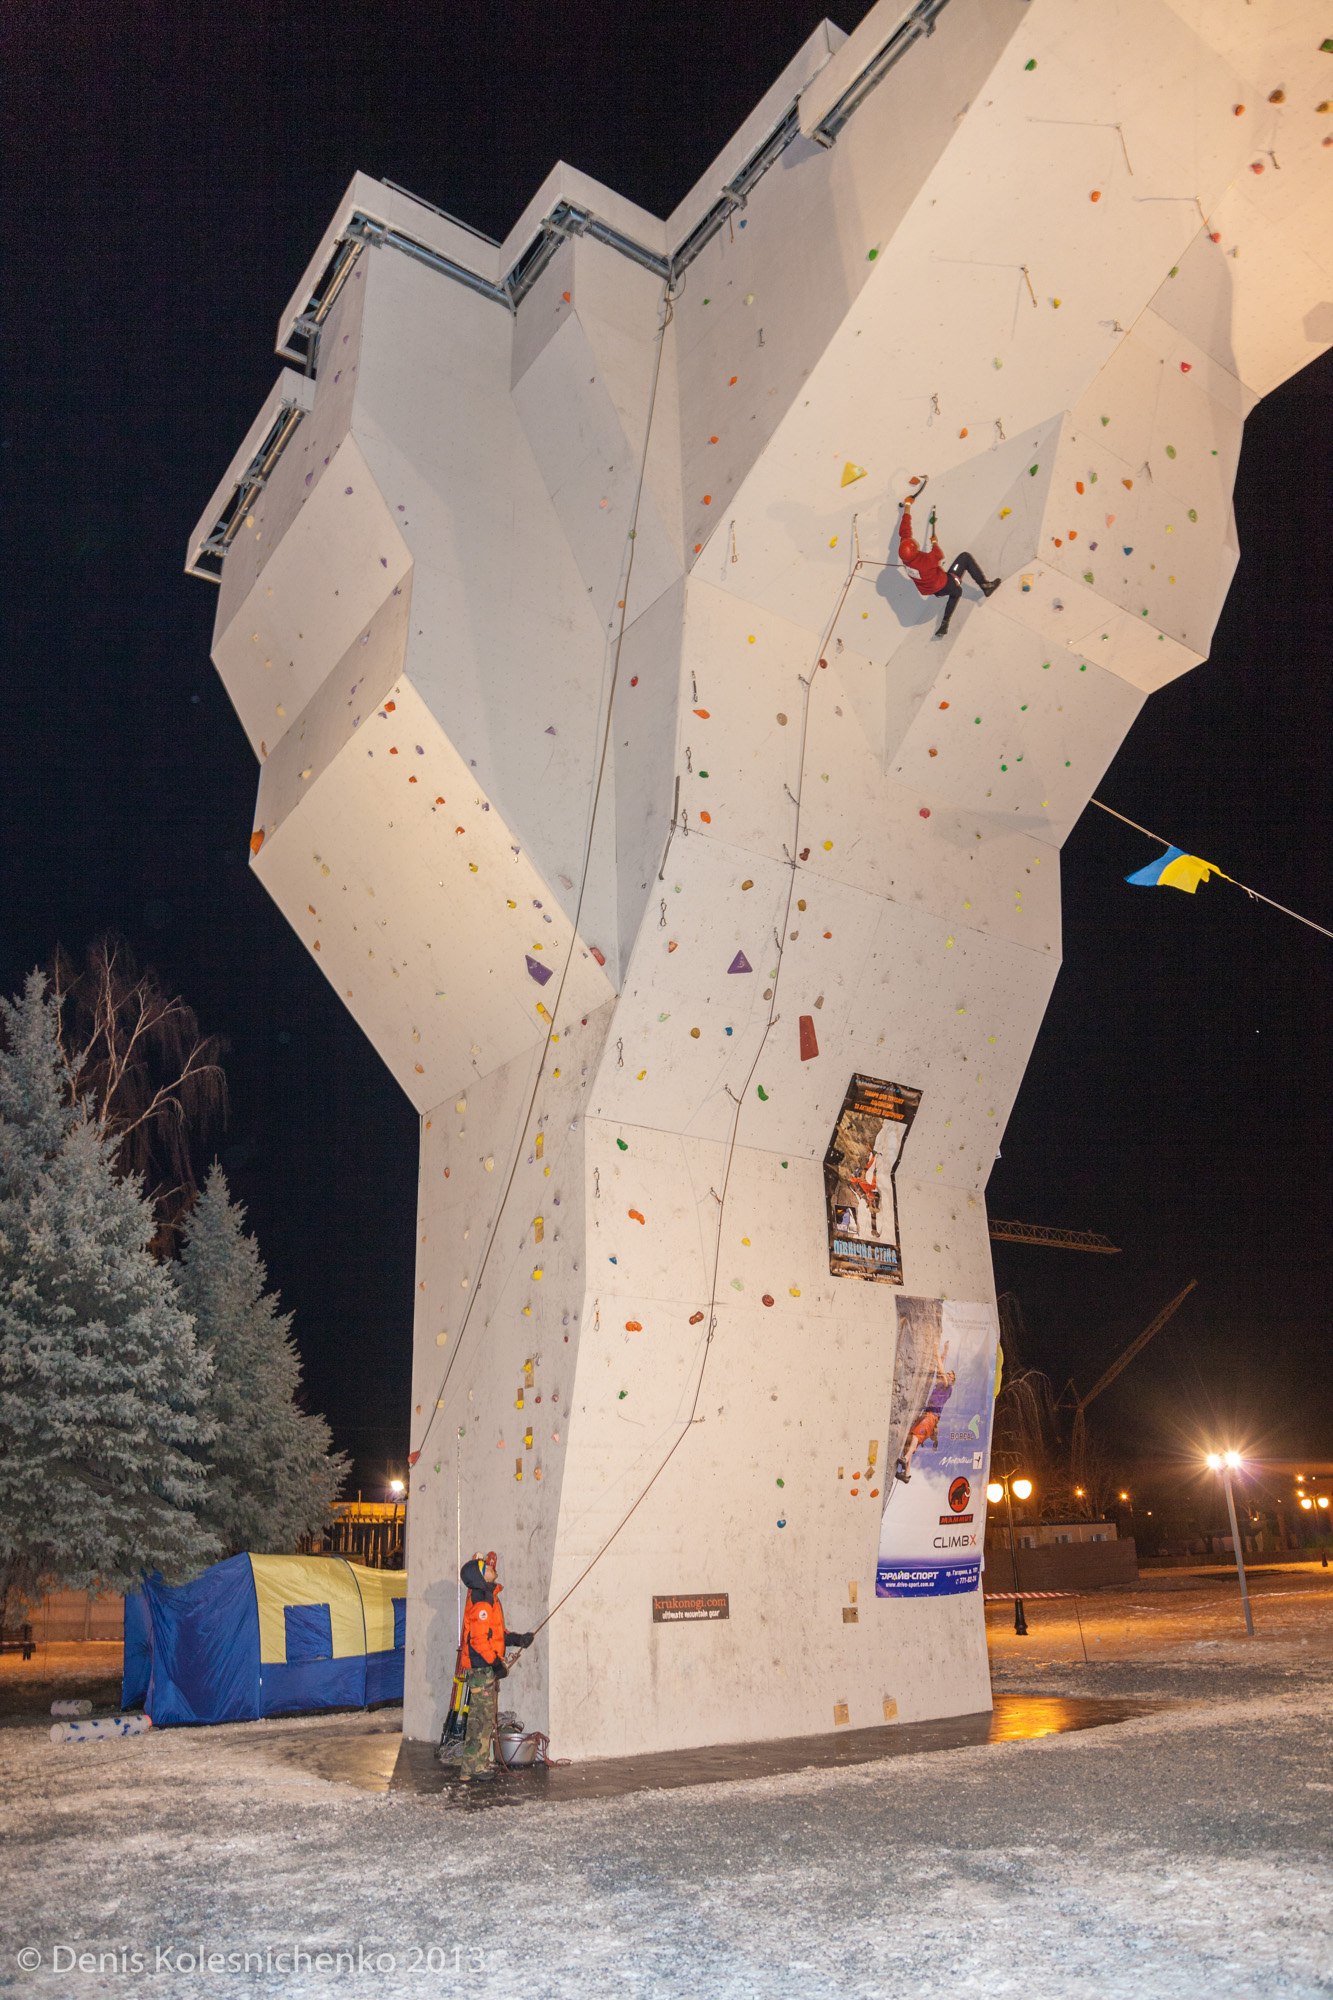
[191,0,1333,1760]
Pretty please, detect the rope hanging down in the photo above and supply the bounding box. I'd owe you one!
[528,551,874,1642]
[1089,798,1332,941]
[413,283,677,1465]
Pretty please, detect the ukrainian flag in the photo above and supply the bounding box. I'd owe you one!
[1125,846,1221,895]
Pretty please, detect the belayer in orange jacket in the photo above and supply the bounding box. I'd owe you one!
[457,1552,533,1782]
[898,478,1000,638]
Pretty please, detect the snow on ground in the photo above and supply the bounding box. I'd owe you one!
[1,1572,1330,2000]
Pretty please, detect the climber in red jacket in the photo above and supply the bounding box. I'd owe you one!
[898,478,1000,637]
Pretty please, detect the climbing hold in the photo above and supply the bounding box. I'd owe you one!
[616,1138,628,1151]
[841,462,867,487]
[1268,87,1285,103]
[1075,481,1084,495]
[919,807,931,819]
[625,1320,642,1332]
[693,708,711,719]
[958,427,968,439]
[867,246,878,260]
[1090,189,1101,202]
[741,879,754,891]
[590,946,606,966]
[1024,57,1036,70]
[1029,464,1039,477]
[525,955,552,985]
[1180,361,1192,373]
[628,1209,645,1226]
[999,506,1011,519]
[756,1085,769,1101]
[690,1026,701,1039]
[1165,444,1177,459]
[249,829,265,856]
[762,1295,774,1308]
[690,1311,705,1326]
[728,950,752,974]
[799,1015,819,1062]
[618,1390,628,1400]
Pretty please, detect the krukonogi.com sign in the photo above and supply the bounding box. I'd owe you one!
[652,1593,730,1623]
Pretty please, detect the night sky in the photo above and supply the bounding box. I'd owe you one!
[5,2,1329,1496]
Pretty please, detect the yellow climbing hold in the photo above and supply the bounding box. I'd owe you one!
[841,463,867,487]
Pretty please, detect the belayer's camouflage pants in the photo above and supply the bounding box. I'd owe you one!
[461,1668,498,1776]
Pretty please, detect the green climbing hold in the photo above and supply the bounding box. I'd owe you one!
[1168,266,1179,278]
[781,1160,789,1169]
[757,1084,769,1101]
[1041,661,1051,670]
[699,770,709,778]
[1083,571,1094,583]
[1188,509,1198,522]
[1024,57,1037,70]
[867,246,879,260]
[618,1389,628,1399]
[776,1477,785,1488]
[616,1138,628,1150]
[1079,663,1087,672]
[1322,37,1333,52]
[1020,703,1028,711]
[1000,762,1008,772]
[1165,444,1177,459]
[1029,464,1039,476]
[1100,415,1110,426]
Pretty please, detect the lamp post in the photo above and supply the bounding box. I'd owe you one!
[1206,1450,1253,1636]
[388,1475,406,1569]
[987,1472,1034,1635]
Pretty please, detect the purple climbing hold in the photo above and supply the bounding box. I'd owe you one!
[728,950,753,974]
[525,955,553,985]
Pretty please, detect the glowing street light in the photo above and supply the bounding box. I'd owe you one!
[1205,1450,1254,1636]
[987,1471,1034,1636]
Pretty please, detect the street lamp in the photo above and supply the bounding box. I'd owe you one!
[1205,1450,1254,1636]
[388,1476,407,1568]
[986,1472,1034,1635]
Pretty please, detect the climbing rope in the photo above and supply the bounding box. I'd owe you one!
[413,283,677,1463]
[526,551,876,1640]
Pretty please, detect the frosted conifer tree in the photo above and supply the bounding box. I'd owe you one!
[0,974,217,1618]
[177,1165,348,1555]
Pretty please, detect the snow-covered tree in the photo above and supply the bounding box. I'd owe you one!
[0,974,218,1620]
[176,1165,348,1555]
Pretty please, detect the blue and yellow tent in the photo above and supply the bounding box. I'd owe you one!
[122,1555,407,1726]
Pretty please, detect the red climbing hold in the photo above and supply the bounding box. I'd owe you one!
[798,1015,819,1061]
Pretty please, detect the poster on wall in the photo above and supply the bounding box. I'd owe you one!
[875,1295,1000,1598]
[823,1074,921,1284]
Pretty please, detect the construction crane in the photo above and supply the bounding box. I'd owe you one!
[989,1220,1121,1254]
[1068,1279,1198,1503]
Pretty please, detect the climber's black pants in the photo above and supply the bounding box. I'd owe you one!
[934,551,988,631]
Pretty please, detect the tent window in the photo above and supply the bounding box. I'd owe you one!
[284,1602,333,1664]
[392,1598,407,1650]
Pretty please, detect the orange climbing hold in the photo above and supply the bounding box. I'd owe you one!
[628,1209,645,1225]
[249,829,265,855]
[693,708,711,718]
[625,1321,642,1332]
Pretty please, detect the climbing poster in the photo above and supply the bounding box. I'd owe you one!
[875,1296,1000,1598]
[823,1074,921,1284]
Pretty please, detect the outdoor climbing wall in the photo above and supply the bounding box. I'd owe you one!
[191,0,1333,1760]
